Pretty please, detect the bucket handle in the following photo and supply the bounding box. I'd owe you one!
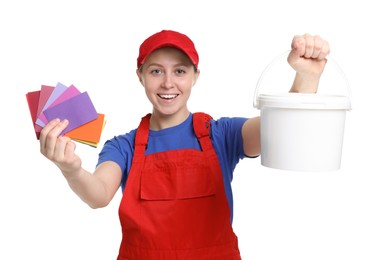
[253,50,352,109]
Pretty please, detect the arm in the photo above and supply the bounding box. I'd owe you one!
[39,119,122,209]
[242,34,330,157]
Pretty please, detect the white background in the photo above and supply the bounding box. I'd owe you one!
[1,0,371,259]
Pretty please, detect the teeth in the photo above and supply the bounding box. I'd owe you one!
[159,94,178,99]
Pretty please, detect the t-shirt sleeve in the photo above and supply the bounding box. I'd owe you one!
[96,130,136,189]
[210,117,250,181]
[211,117,248,157]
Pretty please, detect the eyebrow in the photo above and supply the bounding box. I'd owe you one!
[146,62,193,70]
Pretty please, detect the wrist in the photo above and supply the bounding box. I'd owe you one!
[290,72,321,93]
[62,167,84,181]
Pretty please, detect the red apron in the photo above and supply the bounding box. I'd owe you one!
[117,113,241,260]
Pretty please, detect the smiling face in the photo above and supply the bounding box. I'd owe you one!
[137,47,200,129]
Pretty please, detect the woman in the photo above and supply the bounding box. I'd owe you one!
[40,30,330,259]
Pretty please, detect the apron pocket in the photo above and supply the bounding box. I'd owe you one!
[140,163,216,201]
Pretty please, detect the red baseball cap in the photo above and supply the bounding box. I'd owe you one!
[137,30,199,69]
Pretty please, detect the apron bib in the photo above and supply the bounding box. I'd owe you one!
[117,113,241,260]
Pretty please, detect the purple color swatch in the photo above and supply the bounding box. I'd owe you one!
[43,91,98,135]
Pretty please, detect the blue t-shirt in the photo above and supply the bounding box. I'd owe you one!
[97,113,249,222]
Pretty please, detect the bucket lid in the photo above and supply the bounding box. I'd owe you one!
[256,93,351,110]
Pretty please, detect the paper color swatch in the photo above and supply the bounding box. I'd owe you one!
[36,85,54,120]
[65,113,105,146]
[43,91,98,135]
[26,83,105,147]
[26,90,43,139]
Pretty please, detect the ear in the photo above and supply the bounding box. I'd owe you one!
[136,69,144,86]
[192,69,200,87]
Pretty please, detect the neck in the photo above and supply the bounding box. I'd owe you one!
[150,110,190,130]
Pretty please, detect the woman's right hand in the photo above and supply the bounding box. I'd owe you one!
[39,119,82,177]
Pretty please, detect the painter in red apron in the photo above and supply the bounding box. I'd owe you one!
[117,113,241,260]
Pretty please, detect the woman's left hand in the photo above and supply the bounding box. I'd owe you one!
[288,33,330,76]
[288,33,330,93]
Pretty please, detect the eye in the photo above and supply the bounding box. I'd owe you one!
[175,69,186,75]
[150,69,162,75]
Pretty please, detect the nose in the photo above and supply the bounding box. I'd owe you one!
[161,73,174,89]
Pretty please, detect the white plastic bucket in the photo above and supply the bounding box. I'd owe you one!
[254,52,352,171]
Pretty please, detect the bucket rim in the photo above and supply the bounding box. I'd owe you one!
[256,92,351,110]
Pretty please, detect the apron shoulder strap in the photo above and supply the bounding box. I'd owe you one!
[193,112,214,152]
[135,113,151,145]
[133,113,151,157]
